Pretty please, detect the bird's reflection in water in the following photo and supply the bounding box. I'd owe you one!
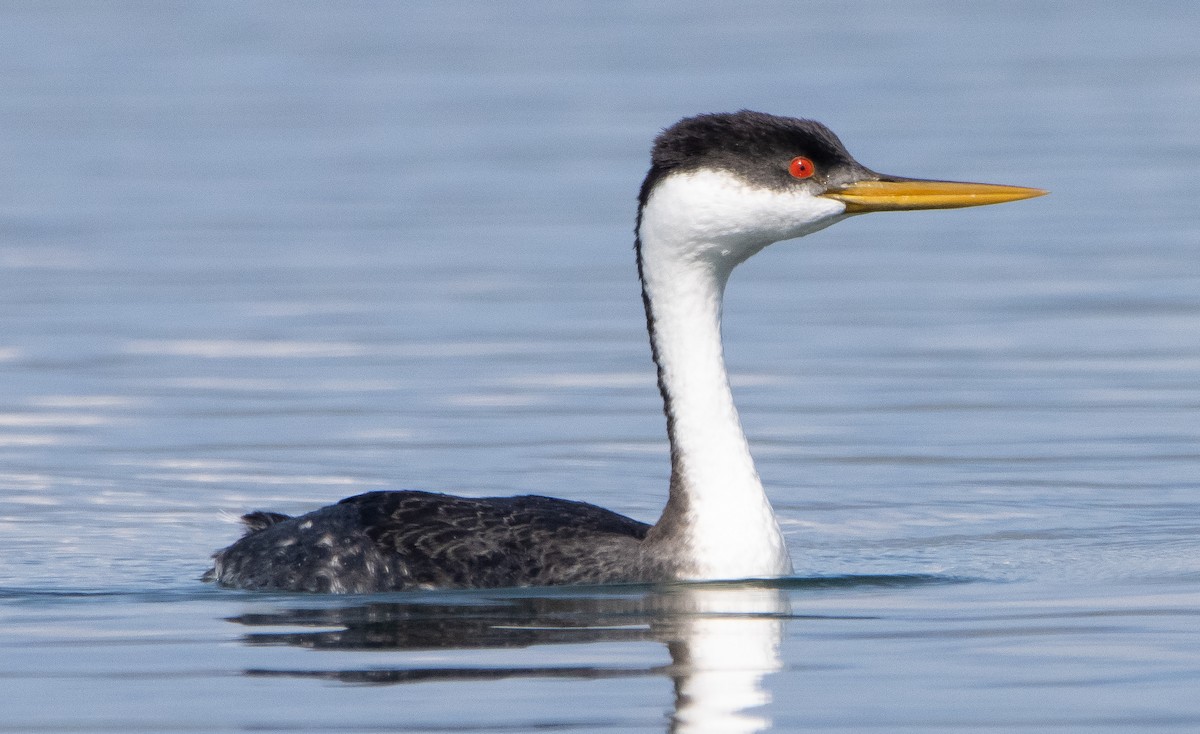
[659,586,787,733]
[227,581,794,733]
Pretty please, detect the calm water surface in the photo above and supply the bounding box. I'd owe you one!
[2,2,1200,732]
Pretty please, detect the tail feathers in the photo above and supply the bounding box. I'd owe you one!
[240,510,292,534]
[201,510,295,584]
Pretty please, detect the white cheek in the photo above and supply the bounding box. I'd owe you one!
[766,190,848,240]
[640,170,848,266]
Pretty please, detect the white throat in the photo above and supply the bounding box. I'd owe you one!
[638,169,846,580]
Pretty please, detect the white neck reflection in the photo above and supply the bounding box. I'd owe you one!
[656,585,788,734]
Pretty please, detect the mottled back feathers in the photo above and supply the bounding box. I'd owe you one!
[207,491,654,593]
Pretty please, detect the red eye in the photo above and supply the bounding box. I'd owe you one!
[788,156,815,179]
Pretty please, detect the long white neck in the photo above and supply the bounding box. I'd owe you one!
[636,170,844,580]
[639,249,789,580]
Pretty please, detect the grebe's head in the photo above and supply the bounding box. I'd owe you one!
[636,111,1045,269]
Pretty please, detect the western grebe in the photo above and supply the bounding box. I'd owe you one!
[205,110,1044,592]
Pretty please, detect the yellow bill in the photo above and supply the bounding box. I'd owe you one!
[824,178,1047,213]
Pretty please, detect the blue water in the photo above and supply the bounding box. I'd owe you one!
[2,1,1200,731]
